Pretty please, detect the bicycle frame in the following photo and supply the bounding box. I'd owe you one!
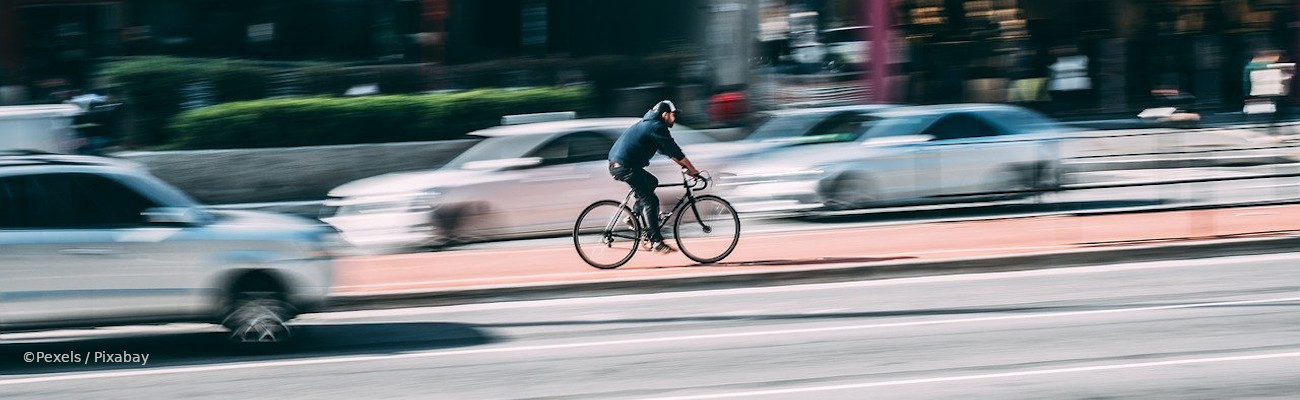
[609,172,713,238]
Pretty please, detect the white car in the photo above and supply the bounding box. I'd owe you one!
[323,117,722,250]
[719,104,1070,213]
[0,152,337,344]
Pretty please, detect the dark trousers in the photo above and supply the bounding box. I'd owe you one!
[609,164,663,242]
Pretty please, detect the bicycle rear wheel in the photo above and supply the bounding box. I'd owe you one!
[673,195,740,264]
[574,200,642,269]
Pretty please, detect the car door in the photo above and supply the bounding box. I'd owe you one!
[844,114,938,202]
[514,131,617,232]
[924,113,1015,196]
[0,173,118,325]
[69,172,198,320]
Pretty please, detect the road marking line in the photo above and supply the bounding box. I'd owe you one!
[5,295,1299,386]
[636,351,1300,400]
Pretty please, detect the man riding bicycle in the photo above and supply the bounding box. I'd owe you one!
[608,100,702,254]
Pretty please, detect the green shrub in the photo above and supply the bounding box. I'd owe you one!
[100,53,692,146]
[169,87,593,149]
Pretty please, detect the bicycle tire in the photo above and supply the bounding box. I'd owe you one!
[673,195,740,264]
[574,200,642,269]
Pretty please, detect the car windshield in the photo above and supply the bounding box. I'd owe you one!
[860,115,933,139]
[744,113,824,142]
[984,109,1069,135]
[444,134,552,170]
[822,28,863,43]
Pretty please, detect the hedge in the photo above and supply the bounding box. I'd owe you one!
[168,87,594,149]
[100,54,696,147]
[97,57,290,146]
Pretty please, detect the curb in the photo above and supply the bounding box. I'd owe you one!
[322,233,1300,312]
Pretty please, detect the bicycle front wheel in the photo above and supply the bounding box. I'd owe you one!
[574,200,642,269]
[673,195,740,264]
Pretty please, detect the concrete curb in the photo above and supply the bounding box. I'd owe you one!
[322,233,1300,312]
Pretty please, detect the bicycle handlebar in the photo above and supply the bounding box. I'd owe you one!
[682,169,711,191]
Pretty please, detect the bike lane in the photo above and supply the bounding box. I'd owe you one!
[332,204,1300,295]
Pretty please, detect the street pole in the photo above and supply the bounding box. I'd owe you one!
[864,0,892,103]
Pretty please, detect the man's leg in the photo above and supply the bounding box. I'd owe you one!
[625,169,662,242]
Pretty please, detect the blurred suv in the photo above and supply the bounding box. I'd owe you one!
[0,151,337,344]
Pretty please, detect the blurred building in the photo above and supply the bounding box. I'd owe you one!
[2,0,1296,111]
[761,0,1298,112]
[0,0,715,103]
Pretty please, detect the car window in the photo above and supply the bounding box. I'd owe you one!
[445,134,551,169]
[71,174,160,227]
[979,109,1061,135]
[822,28,863,44]
[565,132,615,163]
[0,173,158,229]
[530,131,614,165]
[860,115,934,140]
[745,113,824,142]
[924,114,1000,141]
[806,112,879,143]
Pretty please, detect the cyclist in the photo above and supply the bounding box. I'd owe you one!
[608,100,702,254]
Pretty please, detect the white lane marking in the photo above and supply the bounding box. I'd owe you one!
[637,351,1300,400]
[5,296,1299,386]
[307,252,1300,320]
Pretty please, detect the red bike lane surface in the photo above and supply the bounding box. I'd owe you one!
[332,205,1300,294]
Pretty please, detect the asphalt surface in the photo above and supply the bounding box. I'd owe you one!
[5,252,1300,399]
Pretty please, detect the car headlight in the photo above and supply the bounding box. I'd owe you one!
[331,191,440,216]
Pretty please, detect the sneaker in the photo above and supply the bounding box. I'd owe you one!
[651,241,677,254]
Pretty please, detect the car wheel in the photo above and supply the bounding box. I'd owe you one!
[993,163,1056,202]
[429,202,492,250]
[222,277,295,348]
[823,174,875,211]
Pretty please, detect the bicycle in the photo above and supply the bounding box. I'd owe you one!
[573,171,741,269]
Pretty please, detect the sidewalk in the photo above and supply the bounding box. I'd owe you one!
[330,204,1300,306]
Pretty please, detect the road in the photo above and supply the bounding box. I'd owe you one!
[5,252,1300,399]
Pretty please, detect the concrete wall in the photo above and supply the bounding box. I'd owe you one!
[118,128,741,206]
[117,139,479,205]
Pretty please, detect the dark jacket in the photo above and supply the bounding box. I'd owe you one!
[608,110,686,169]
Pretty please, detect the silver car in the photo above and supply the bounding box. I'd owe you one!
[720,104,1068,213]
[323,118,720,250]
[0,152,336,344]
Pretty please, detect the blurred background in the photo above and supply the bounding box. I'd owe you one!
[2,0,1299,245]
[1,0,1297,144]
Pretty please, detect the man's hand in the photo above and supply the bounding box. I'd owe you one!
[675,157,702,178]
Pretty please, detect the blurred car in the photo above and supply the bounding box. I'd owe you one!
[0,151,337,344]
[718,104,1071,213]
[821,26,867,72]
[322,116,722,250]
